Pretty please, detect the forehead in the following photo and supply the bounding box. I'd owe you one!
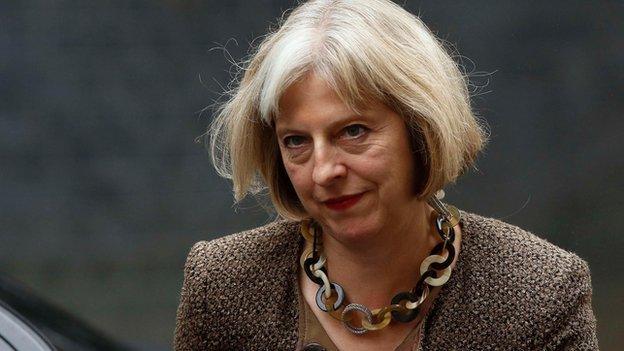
[275,73,380,128]
[278,74,344,116]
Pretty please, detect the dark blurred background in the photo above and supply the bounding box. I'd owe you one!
[1,0,621,349]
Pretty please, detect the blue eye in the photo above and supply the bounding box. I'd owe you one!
[283,135,305,148]
[343,124,367,138]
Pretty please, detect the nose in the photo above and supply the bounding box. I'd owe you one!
[312,143,347,186]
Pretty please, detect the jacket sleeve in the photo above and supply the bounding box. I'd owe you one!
[542,259,599,350]
[174,241,210,351]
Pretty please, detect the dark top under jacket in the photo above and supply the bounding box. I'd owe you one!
[174,210,599,350]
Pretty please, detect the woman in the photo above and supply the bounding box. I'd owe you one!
[174,0,598,350]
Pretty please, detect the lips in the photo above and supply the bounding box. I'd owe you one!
[323,192,365,211]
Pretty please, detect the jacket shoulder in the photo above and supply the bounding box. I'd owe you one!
[174,219,301,350]
[191,219,301,274]
[460,210,592,282]
[431,211,598,349]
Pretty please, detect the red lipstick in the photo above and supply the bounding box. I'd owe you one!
[323,193,364,211]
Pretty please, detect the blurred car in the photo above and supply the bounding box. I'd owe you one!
[0,274,132,351]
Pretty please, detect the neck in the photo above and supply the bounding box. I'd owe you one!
[319,201,441,309]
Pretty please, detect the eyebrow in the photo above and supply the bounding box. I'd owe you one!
[275,113,364,137]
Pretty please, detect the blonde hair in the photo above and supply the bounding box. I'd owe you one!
[207,0,489,220]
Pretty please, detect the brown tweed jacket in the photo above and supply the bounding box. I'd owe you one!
[174,210,599,350]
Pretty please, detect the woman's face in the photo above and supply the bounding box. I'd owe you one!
[275,73,421,242]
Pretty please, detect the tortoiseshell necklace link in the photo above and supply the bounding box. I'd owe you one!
[299,197,461,335]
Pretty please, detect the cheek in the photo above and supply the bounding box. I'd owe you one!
[283,164,312,197]
[354,142,414,188]
[358,145,397,175]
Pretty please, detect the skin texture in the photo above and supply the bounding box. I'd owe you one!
[275,72,462,350]
[275,73,419,246]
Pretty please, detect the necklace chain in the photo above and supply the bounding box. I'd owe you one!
[299,199,461,335]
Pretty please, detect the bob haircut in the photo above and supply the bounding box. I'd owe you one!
[208,0,489,221]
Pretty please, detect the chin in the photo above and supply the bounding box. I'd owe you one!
[322,215,381,244]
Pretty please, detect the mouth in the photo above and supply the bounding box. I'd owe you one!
[323,192,366,211]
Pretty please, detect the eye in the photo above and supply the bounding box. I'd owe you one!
[283,135,306,148]
[342,124,368,139]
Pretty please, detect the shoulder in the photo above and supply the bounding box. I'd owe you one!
[187,219,301,276]
[430,210,596,349]
[459,210,591,281]
[174,219,301,350]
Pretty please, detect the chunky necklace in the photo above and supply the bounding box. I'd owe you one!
[299,195,461,335]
